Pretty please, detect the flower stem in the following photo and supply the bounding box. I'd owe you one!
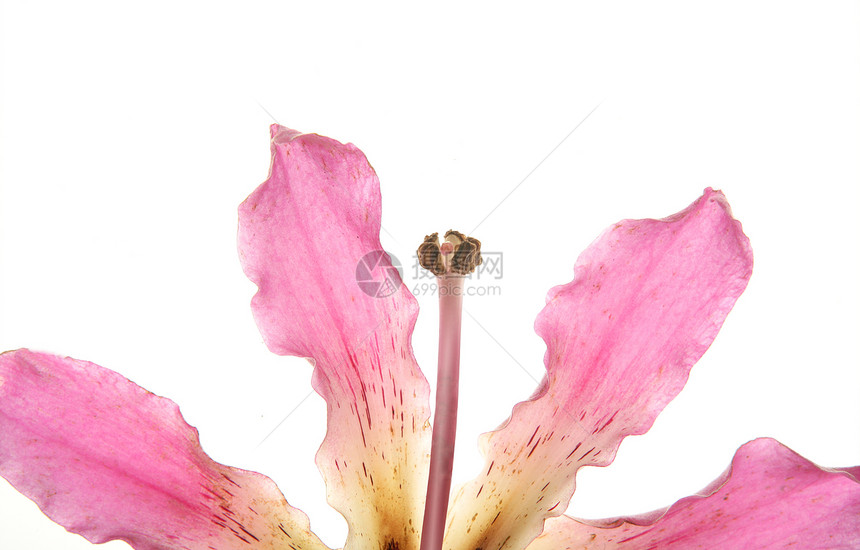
[420,275,464,550]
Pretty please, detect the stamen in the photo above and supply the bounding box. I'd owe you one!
[418,233,443,276]
[418,230,482,550]
[417,231,483,277]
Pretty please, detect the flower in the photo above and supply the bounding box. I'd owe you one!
[1,125,858,550]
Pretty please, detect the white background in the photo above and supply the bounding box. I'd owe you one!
[1,2,858,549]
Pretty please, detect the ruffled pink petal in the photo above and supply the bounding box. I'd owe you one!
[0,349,330,550]
[238,126,431,550]
[444,189,753,550]
[526,438,860,549]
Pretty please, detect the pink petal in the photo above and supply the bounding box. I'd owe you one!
[238,126,431,549]
[526,438,860,549]
[444,189,753,550]
[0,349,330,550]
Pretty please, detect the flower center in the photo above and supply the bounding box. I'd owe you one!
[418,230,483,276]
[417,229,481,550]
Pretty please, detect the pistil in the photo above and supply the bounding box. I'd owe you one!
[417,231,482,550]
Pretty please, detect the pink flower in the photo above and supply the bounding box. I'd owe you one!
[1,126,857,550]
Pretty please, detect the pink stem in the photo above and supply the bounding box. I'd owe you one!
[420,275,465,550]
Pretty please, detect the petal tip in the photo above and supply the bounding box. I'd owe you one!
[700,186,730,212]
[270,124,303,144]
[691,188,754,273]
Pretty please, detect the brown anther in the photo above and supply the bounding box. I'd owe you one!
[416,230,483,276]
[417,233,446,276]
[444,230,482,275]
